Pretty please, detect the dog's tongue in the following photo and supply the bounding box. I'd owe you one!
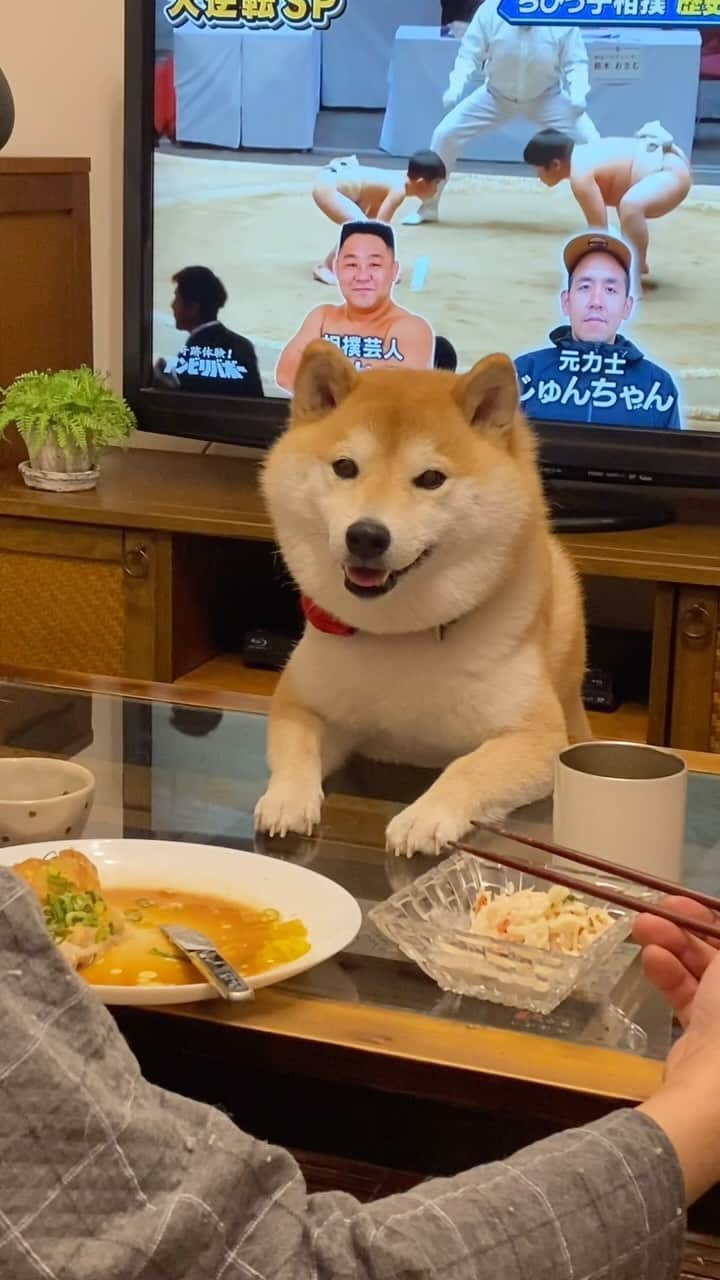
[345,566,389,588]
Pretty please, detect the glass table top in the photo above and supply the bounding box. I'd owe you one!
[2,678,719,1067]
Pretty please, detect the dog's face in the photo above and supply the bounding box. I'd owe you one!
[262,343,543,634]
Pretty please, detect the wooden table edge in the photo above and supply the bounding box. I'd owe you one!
[2,665,720,769]
[0,665,272,714]
[152,986,665,1107]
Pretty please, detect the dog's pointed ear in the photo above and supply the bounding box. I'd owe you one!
[292,341,358,422]
[453,353,519,436]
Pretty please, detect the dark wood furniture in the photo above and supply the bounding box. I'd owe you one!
[1,447,720,749]
[0,158,92,470]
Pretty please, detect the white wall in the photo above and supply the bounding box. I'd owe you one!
[0,1,253,455]
[0,0,125,387]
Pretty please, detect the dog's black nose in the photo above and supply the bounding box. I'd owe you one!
[345,520,391,560]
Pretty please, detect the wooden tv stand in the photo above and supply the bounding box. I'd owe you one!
[1,447,719,752]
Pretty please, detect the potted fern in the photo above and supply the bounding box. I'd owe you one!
[0,367,137,492]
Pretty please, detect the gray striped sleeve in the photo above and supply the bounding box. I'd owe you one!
[306,1112,685,1279]
[0,867,685,1280]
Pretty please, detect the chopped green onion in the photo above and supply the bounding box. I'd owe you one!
[46,872,73,894]
[42,883,113,942]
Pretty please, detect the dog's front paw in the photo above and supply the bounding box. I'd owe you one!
[255,780,324,839]
[385,799,471,859]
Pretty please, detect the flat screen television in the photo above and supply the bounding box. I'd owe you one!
[123,0,720,526]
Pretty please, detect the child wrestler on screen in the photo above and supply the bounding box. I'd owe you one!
[311,151,446,284]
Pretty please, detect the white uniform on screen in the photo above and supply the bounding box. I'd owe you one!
[404,0,599,224]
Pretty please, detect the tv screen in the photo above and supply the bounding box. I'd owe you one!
[124,0,720,486]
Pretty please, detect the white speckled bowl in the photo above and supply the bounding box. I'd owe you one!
[0,758,95,847]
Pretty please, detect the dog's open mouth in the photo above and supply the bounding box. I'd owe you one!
[343,550,431,598]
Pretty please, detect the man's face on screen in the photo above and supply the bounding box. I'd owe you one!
[172,286,198,333]
[335,234,398,311]
[561,253,633,344]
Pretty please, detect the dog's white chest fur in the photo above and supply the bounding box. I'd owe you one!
[290,609,543,768]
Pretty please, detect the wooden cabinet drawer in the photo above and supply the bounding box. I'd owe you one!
[0,520,172,682]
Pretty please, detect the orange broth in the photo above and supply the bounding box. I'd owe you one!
[81,888,310,988]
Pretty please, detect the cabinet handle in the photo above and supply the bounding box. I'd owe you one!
[680,603,712,642]
[123,545,149,580]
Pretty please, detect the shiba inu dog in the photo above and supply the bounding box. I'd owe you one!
[255,341,589,857]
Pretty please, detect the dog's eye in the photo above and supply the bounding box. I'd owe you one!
[332,458,359,480]
[413,470,447,490]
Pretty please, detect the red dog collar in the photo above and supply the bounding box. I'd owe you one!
[301,595,356,637]
[301,595,455,642]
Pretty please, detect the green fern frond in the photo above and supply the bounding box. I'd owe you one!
[0,367,137,450]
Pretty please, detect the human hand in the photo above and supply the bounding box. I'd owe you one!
[634,899,720,1085]
[635,900,720,1201]
[634,897,719,1030]
[442,87,461,111]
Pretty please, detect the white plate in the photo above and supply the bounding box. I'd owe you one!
[0,839,362,1006]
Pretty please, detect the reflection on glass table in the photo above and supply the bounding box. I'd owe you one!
[3,681,720,1070]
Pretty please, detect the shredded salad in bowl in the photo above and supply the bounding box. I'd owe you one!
[471,884,612,956]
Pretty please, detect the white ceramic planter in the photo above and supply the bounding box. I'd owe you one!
[19,437,99,492]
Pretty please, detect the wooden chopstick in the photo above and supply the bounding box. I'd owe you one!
[450,841,720,944]
[475,821,720,915]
